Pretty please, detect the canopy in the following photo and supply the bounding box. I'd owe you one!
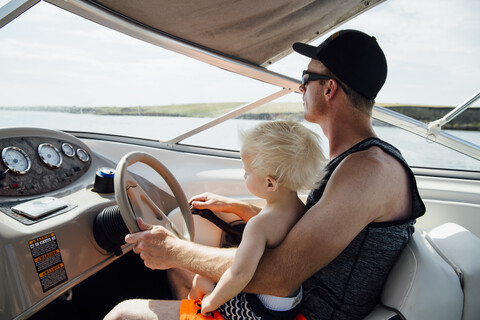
[91,0,384,67]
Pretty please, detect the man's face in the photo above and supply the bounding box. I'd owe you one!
[300,60,329,123]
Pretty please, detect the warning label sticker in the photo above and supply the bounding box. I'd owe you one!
[29,233,68,292]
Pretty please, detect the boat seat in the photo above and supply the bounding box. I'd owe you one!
[364,223,480,320]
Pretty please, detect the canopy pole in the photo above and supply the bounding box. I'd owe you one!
[0,0,41,29]
[167,89,292,144]
[428,90,480,136]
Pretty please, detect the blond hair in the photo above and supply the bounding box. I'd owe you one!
[240,120,327,191]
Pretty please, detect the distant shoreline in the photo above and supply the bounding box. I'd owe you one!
[377,104,480,130]
[1,103,479,130]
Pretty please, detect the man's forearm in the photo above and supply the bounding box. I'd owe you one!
[171,232,301,298]
[173,239,236,281]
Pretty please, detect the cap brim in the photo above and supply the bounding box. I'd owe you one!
[292,42,318,59]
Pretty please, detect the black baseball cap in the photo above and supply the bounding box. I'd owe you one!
[293,30,387,100]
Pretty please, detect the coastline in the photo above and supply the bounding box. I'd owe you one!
[1,103,479,130]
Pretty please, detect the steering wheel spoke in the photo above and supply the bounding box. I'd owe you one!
[114,151,194,241]
[126,182,185,238]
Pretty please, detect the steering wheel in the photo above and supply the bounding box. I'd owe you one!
[114,151,194,241]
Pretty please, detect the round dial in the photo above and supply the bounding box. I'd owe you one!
[38,143,62,168]
[2,146,31,174]
[62,143,75,157]
[76,148,90,162]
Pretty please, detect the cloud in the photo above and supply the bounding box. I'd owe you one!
[271,0,480,106]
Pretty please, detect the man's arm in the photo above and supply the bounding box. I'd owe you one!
[126,192,262,276]
[127,150,408,296]
[126,218,235,280]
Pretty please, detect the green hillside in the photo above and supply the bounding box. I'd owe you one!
[2,103,479,130]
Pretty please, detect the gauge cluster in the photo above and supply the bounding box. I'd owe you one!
[0,133,92,197]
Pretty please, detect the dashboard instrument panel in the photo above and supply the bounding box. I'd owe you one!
[0,133,91,197]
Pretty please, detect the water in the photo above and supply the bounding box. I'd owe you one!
[1,110,479,171]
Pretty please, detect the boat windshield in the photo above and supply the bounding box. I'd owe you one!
[1,0,479,172]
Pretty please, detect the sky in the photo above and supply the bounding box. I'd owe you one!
[0,0,479,108]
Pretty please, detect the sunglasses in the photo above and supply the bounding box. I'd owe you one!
[301,70,350,95]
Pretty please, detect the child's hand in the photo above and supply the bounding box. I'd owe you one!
[188,274,215,300]
[188,287,203,300]
[201,293,216,316]
[189,192,234,213]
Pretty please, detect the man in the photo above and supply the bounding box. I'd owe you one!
[105,29,425,320]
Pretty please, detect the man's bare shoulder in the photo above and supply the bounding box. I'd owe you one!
[338,146,402,175]
[328,146,411,222]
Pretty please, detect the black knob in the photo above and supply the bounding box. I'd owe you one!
[93,167,115,193]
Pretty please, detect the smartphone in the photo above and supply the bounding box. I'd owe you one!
[11,197,68,219]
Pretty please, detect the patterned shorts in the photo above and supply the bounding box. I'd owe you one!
[218,293,301,320]
[218,293,261,320]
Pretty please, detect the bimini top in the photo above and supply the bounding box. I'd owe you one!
[88,0,384,67]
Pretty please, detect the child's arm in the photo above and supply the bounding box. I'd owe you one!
[200,216,268,314]
[189,192,261,221]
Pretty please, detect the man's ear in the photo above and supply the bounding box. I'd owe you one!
[325,79,340,100]
[266,176,278,191]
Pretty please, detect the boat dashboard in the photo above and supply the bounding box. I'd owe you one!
[1,132,91,197]
[0,127,180,320]
[0,126,252,320]
[0,127,111,222]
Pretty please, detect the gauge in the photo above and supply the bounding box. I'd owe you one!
[1,146,31,174]
[76,148,90,162]
[61,143,75,157]
[38,143,62,168]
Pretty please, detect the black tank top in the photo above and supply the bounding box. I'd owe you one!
[301,137,425,320]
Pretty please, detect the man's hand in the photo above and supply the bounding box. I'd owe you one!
[125,218,183,270]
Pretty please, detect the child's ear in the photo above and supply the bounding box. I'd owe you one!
[266,176,278,191]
